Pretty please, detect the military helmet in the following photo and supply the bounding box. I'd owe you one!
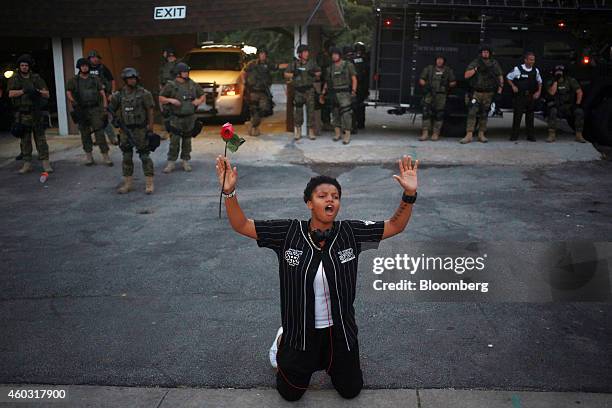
[163,46,176,56]
[342,45,354,56]
[329,46,342,57]
[296,44,309,55]
[257,47,268,55]
[554,64,566,72]
[16,54,34,66]
[354,42,366,54]
[172,62,191,75]
[479,44,492,53]
[434,54,446,63]
[88,50,102,58]
[76,57,91,69]
[121,67,140,80]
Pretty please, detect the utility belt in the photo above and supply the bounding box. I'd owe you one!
[247,85,267,93]
[125,123,146,130]
[331,87,351,93]
[515,90,535,97]
[16,106,33,114]
[79,101,100,109]
[173,112,194,118]
[294,85,313,92]
[472,88,496,93]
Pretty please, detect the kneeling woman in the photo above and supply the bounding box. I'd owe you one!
[215,155,419,401]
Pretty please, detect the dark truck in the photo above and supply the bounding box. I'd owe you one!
[369,0,612,152]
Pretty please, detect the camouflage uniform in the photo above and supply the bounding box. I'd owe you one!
[465,57,503,134]
[7,72,49,162]
[327,60,357,135]
[159,60,178,88]
[109,85,155,177]
[287,59,320,128]
[316,51,333,130]
[160,78,204,161]
[419,64,455,136]
[244,59,279,131]
[66,75,109,154]
[546,76,584,133]
[89,62,118,144]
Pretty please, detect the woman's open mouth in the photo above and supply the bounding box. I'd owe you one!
[324,205,335,215]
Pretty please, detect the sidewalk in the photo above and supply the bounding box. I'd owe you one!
[1,385,610,407]
[0,103,604,170]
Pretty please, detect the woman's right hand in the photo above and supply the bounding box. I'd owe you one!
[216,155,238,194]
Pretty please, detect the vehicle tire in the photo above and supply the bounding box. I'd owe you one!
[441,116,467,138]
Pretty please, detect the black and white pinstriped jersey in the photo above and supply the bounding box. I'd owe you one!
[254,219,384,352]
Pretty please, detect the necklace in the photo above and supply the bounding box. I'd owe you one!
[307,229,322,251]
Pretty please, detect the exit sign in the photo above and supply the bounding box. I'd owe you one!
[154,6,187,20]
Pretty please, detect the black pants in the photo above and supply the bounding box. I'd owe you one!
[512,92,535,138]
[276,326,363,401]
[354,97,366,129]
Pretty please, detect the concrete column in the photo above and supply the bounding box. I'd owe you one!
[51,38,68,136]
[72,37,83,64]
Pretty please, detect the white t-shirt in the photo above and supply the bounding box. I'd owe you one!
[314,261,334,328]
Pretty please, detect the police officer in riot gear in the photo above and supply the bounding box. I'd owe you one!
[506,51,542,141]
[320,47,358,144]
[462,45,504,144]
[66,58,112,166]
[109,67,156,194]
[88,50,118,145]
[159,62,205,173]
[352,41,370,130]
[243,48,288,136]
[418,55,456,141]
[317,39,335,131]
[545,65,585,143]
[7,54,53,174]
[159,47,178,89]
[285,44,321,140]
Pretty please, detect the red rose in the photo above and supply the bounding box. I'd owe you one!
[221,122,234,140]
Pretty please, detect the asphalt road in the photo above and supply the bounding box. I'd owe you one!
[1,142,611,392]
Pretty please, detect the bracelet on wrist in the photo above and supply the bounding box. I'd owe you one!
[222,189,236,198]
[402,190,417,204]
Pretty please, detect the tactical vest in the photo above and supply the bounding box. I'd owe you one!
[513,65,538,93]
[89,64,112,94]
[168,79,197,116]
[246,62,271,91]
[117,86,148,127]
[160,61,177,86]
[9,73,41,111]
[556,78,575,106]
[427,66,451,93]
[329,60,351,91]
[471,58,499,92]
[291,59,316,89]
[74,75,101,108]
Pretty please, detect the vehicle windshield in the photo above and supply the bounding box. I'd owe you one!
[184,52,242,71]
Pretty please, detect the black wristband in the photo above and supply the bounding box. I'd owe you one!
[402,191,417,204]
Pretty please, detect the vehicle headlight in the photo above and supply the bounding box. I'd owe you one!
[3,70,14,79]
[220,84,239,96]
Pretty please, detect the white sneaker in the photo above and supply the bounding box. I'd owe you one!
[269,327,283,369]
